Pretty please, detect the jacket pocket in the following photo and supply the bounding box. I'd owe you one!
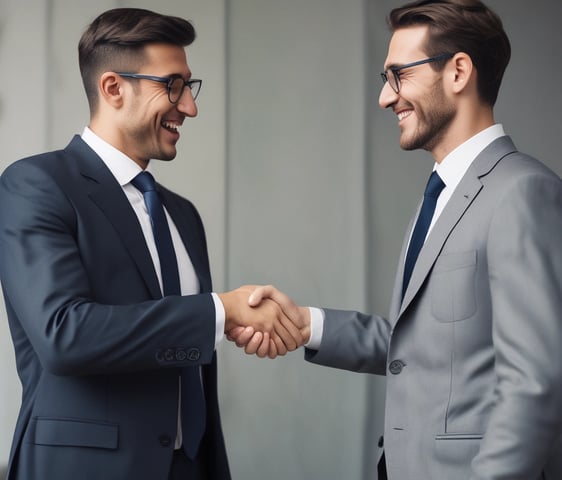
[29,417,118,450]
[434,433,482,466]
[431,250,477,322]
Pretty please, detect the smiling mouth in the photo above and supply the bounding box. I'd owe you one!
[397,110,413,122]
[161,121,181,133]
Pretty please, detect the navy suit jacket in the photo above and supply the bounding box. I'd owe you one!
[0,136,230,479]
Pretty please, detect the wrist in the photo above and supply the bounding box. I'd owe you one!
[299,307,312,344]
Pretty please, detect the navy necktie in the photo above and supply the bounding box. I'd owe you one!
[402,171,445,300]
[132,171,205,459]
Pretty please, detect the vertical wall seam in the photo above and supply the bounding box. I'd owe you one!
[45,0,53,150]
[223,0,230,290]
[362,1,383,479]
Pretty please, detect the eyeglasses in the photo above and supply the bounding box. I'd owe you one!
[117,73,202,103]
[380,53,454,94]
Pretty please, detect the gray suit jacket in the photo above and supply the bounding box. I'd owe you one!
[306,136,562,479]
[0,137,231,479]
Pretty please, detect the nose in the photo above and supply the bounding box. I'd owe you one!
[378,81,399,110]
[176,89,198,117]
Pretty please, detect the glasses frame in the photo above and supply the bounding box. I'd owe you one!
[116,73,202,103]
[380,53,454,94]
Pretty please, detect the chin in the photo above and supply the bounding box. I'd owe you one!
[399,135,418,151]
[157,150,177,161]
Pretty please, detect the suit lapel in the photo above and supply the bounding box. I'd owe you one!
[160,191,212,293]
[395,136,518,321]
[66,136,162,299]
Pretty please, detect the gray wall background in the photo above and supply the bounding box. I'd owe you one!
[0,1,560,479]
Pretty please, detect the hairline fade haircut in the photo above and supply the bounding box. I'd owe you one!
[388,0,511,106]
[78,8,196,114]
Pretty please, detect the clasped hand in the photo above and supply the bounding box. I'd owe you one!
[220,285,310,358]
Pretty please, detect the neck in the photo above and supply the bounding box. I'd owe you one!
[431,106,495,164]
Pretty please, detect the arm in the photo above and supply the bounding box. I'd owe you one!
[229,285,391,374]
[0,160,298,376]
[471,173,562,478]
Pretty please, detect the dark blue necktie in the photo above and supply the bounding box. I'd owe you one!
[132,171,205,459]
[402,171,445,300]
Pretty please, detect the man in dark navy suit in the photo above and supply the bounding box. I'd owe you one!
[0,8,301,480]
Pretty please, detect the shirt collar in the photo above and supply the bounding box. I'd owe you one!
[435,124,506,189]
[81,127,154,186]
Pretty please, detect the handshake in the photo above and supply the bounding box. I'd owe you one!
[219,285,311,358]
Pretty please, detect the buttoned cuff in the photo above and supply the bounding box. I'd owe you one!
[305,307,325,350]
[211,293,225,349]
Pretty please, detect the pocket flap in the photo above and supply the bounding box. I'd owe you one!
[31,417,118,450]
[433,250,477,272]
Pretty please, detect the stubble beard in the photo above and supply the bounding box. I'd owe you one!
[400,82,455,153]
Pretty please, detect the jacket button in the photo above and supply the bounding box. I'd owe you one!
[378,435,384,448]
[187,348,200,361]
[389,359,405,375]
[159,435,172,447]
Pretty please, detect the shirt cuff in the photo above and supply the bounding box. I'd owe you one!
[305,307,325,350]
[211,292,225,349]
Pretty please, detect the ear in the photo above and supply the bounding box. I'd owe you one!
[98,72,125,109]
[448,52,474,95]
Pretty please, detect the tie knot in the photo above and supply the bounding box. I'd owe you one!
[131,171,157,193]
[424,171,445,198]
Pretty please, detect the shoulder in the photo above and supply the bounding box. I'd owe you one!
[481,140,561,198]
[1,150,65,192]
[2,137,87,183]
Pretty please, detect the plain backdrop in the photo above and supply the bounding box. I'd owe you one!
[0,1,560,478]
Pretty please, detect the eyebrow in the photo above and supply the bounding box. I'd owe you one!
[166,71,193,80]
[384,62,406,71]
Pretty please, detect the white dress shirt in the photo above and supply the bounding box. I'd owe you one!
[81,127,225,448]
[306,124,506,349]
[81,127,225,346]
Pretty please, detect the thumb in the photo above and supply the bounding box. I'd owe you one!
[248,285,275,307]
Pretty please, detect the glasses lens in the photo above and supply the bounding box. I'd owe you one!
[389,70,399,93]
[168,77,184,103]
[189,80,201,101]
[381,70,399,93]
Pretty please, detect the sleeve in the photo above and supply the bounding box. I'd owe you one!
[471,173,562,479]
[305,308,391,376]
[0,159,217,377]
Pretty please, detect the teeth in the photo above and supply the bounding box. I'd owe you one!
[397,110,412,121]
[162,121,181,132]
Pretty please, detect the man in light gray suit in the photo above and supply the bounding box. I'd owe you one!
[229,0,562,478]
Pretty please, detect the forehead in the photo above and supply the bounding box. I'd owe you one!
[384,25,429,68]
[140,43,190,75]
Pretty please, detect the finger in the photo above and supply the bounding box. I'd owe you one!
[271,331,288,356]
[226,326,247,342]
[277,314,304,349]
[272,315,298,351]
[267,339,279,359]
[272,337,286,357]
[256,332,271,358]
[248,284,278,307]
[249,285,306,329]
[233,326,256,347]
[244,331,264,355]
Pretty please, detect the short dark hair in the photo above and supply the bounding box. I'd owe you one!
[78,8,196,113]
[388,0,511,106]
